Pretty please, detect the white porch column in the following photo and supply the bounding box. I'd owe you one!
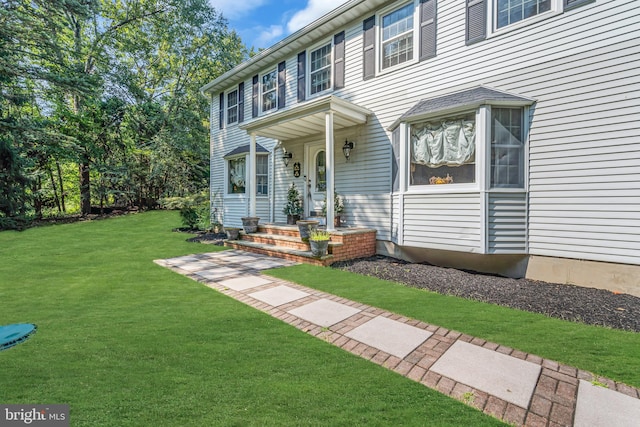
[325,111,335,231]
[249,132,257,217]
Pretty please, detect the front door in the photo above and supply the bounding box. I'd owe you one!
[305,142,326,217]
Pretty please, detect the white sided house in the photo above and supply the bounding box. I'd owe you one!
[201,0,640,295]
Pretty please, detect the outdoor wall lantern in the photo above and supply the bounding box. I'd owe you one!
[282,150,293,167]
[343,140,355,161]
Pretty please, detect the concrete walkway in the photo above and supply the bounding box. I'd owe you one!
[155,250,640,427]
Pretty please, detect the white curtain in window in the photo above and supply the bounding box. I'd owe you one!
[412,119,476,167]
[230,158,246,188]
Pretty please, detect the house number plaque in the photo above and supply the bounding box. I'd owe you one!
[293,162,301,177]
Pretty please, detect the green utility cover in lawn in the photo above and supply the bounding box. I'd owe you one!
[0,323,37,351]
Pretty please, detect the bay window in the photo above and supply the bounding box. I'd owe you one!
[410,113,476,186]
[228,157,246,194]
[491,108,524,188]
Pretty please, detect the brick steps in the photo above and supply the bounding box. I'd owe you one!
[224,224,377,267]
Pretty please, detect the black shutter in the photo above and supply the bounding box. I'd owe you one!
[277,61,286,110]
[333,31,345,90]
[238,82,245,123]
[297,51,306,102]
[419,0,437,61]
[362,16,375,80]
[218,92,224,130]
[466,0,486,45]
[252,74,259,118]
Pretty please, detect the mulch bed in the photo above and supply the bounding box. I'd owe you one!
[332,255,640,333]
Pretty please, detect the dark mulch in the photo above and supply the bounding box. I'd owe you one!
[183,230,226,245]
[332,255,640,333]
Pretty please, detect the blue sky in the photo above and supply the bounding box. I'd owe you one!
[212,0,350,50]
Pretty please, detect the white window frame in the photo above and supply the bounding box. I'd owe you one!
[307,39,333,98]
[255,154,269,197]
[260,69,277,114]
[224,154,271,197]
[488,0,563,38]
[226,89,238,125]
[226,155,247,196]
[405,104,528,195]
[377,1,419,75]
[406,109,482,194]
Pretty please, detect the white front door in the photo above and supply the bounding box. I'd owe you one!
[305,142,327,217]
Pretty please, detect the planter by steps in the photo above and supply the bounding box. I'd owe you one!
[241,217,260,233]
[296,220,319,242]
[225,227,240,240]
[287,214,300,225]
[309,239,329,257]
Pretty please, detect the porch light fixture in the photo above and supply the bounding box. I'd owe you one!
[342,140,355,161]
[282,151,293,167]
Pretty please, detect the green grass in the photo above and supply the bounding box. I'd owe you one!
[0,211,505,426]
[265,265,640,388]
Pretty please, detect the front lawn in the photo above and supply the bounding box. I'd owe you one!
[0,211,504,426]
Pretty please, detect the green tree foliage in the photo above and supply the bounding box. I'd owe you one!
[0,0,245,228]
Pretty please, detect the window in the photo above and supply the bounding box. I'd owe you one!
[309,43,332,95]
[496,0,551,29]
[316,151,326,192]
[256,155,268,196]
[491,108,524,187]
[410,113,476,186]
[228,157,246,194]
[261,70,277,112]
[381,3,414,70]
[227,90,238,124]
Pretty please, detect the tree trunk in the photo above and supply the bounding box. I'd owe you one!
[47,164,62,213]
[56,161,66,212]
[79,159,91,215]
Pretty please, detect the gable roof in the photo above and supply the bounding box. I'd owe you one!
[389,86,535,130]
[200,0,391,96]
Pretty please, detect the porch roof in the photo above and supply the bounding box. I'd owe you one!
[239,95,372,141]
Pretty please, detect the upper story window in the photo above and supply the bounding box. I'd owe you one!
[227,89,238,124]
[381,3,415,70]
[496,0,551,29]
[309,43,332,95]
[261,69,277,112]
[467,0,568,44]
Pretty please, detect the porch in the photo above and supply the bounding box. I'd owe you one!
[225,223,377,267]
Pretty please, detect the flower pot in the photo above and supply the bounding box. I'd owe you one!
[287,214,300,225]
[225,228,240,240]
[309,239,329,257]
[334,215,341,228]
[241,217,260,233]
[296,220,319,242]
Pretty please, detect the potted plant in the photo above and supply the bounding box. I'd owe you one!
[322,192,345,227]
[297,219,319,242]
[224,227,241,240]
[309,230,331,257]
[241,216,260,233]
[283,183,304,225]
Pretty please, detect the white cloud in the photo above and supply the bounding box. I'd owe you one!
[211,0,268,20]
[255,25,285,48]
[286,0,350,33]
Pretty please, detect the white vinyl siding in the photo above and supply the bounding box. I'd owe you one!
[488,192,527,253]
[403,193,482,252]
